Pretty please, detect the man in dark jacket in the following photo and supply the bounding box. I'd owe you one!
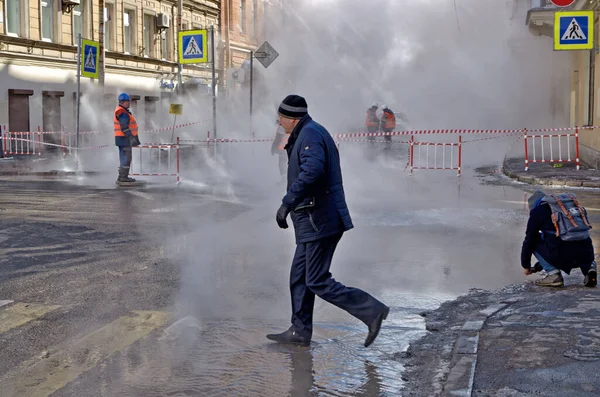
[268,94,389,348]
[521,190,596,287]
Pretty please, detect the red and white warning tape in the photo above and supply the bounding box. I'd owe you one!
[335,125,598,140]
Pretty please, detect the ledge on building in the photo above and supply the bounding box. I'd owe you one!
[526,6,556,37]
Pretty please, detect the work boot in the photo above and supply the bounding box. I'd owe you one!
[364,306,390,348]
[117,167,127,183]
[266,327,310,347]
[117,167,136,183]
[535,272,564,287]
[584,262,597,288]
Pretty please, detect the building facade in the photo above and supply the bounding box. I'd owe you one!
[221,0,263,69]
[0,0,220,135]
[527,0,600,168]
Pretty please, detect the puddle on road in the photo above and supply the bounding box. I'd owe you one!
[74,293,452,397]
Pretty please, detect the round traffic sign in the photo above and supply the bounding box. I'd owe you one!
[551,0,575,6]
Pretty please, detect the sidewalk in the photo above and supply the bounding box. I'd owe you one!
[502,157,600,188]
[401,277,600,397]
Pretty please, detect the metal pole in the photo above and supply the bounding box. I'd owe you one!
[99,0,105,85]
[76,33,82,149]
[250,50,253,137]
[177,0,183,91]
[250,51,253,117]
[211,26,217,138]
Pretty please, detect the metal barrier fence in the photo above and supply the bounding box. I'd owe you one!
[409,135,462,176]
[523,129,580,171]
[2,126,42,157]
[130,137,180,182]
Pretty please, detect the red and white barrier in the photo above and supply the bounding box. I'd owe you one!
[130,137,180,183]
[523,129,580,171]
[335,124,598,140]
[2,126,42,157]
[409,135,462,176]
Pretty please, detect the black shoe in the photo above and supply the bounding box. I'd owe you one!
[364,306,389,348]
[266,328,310,347]
[584,268,597,288]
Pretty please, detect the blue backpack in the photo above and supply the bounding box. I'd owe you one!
[541,193,592,241]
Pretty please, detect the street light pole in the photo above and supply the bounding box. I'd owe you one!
[177,0,183,91]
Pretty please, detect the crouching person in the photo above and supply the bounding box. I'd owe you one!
[521,190,596,287]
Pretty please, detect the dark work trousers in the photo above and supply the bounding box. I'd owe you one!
[118,146,132,168]
[290,232,387,338]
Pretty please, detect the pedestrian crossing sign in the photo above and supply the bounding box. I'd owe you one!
[554,11,594,51]
[81,39,99,78]
[178,30,208,64]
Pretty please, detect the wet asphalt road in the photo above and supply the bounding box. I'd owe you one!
[1,144,599,396]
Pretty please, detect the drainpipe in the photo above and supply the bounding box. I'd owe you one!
[99,0,105,85]
[226,0,231,68]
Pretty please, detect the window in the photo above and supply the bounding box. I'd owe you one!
[41,0,53,41]
[8,89,34,133]
[6,0,21,36]
[160,31,168,60]
[143,14,154,57]
[104,6,112,51]
[123,10,135,54]
[240,0,246,34]
[252,0,257,38]
[73,2,83,43]
[42,91,64,151]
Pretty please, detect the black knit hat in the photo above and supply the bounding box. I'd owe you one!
[278,94,308,119]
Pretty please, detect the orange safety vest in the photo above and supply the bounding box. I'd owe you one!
[277,134,289,151]
[382,109,396,129]
[365,108,379,128]
[114,105,139,137]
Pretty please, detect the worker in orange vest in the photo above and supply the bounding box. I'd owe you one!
[365,103,380,142]
[271,119,288,182]
[380,105,396,147]
[114,93,141,183]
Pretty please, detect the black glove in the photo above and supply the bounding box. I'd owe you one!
[129,135,141,147]
[276,204,291,229]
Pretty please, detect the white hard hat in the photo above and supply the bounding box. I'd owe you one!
[382,104,388,109]
[371,103,378,108]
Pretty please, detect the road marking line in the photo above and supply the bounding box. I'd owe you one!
[126,190,154,200]
[0,300,14,309]
[0,303,61,334]
[1,310,170,397]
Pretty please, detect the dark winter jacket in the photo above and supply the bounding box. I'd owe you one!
[521,202,595,274]
[282,115,353,244]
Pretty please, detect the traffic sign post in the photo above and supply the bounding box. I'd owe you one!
[81,39,99,79]
[249,41,279,136]
[177,28,216,136]
[554,11,594,51]
[169,104,183,142]
[178,30,208,64]
[77,38,99,151]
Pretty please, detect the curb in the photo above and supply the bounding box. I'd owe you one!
[501,163,600,188]
[442,299,519,396]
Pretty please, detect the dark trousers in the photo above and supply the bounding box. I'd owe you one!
[118,146,132,168]
[289,232,387,338]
